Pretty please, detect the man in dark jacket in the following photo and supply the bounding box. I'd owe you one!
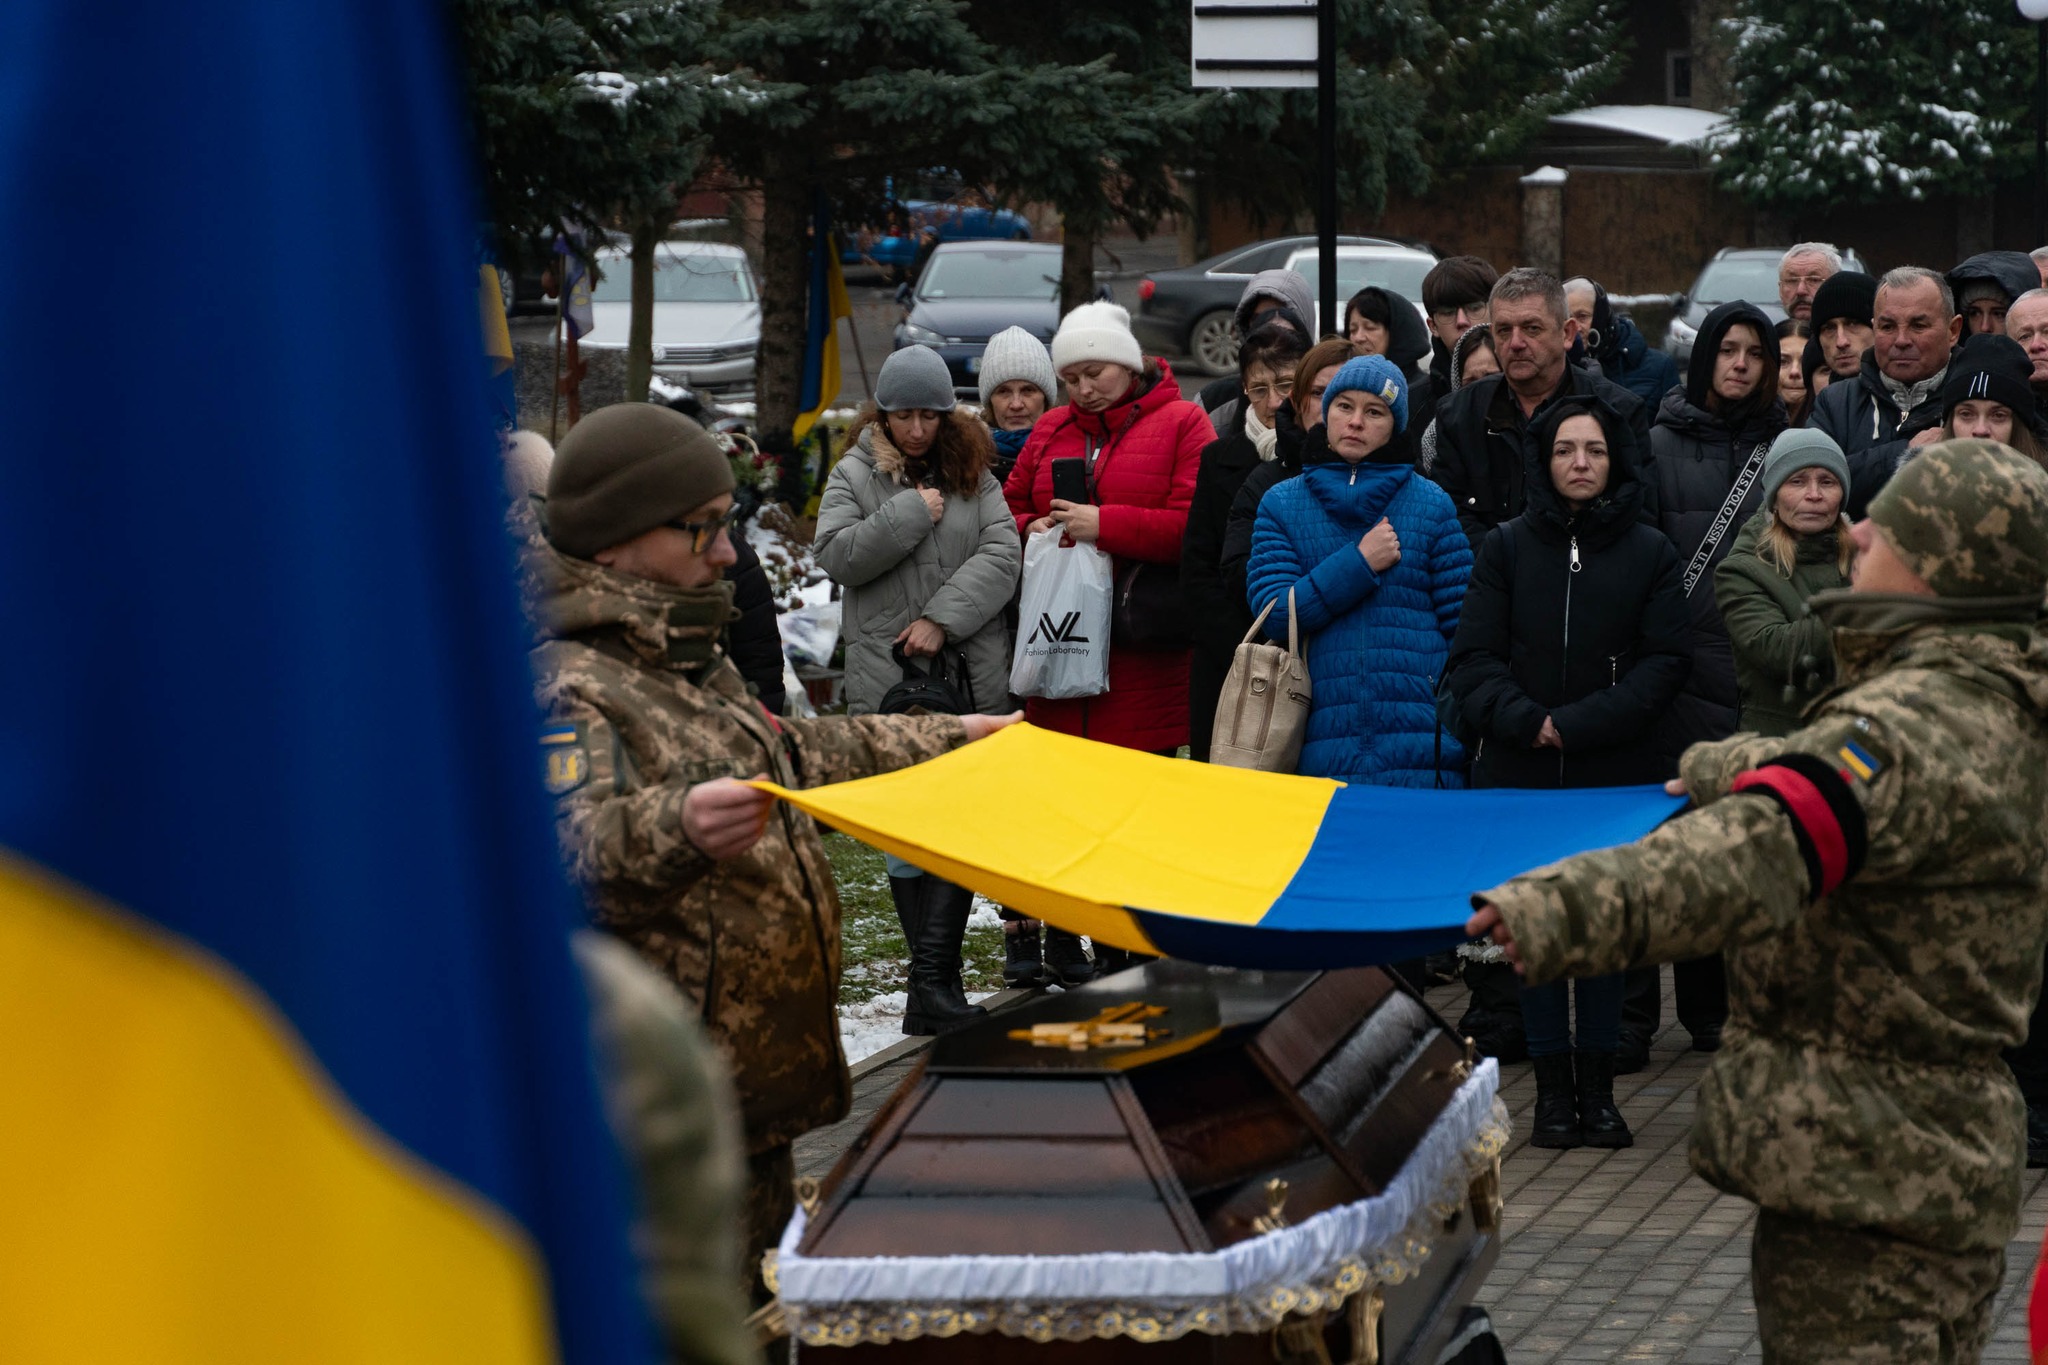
[1567,277,1681,408]
[1810,270,1878,381]
[1810,266,1960,518]
[1948,250,2039,337]
[1421,255,1498,397]
[1429,268,1653,553]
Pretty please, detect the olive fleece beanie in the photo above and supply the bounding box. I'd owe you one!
[545,402,735,559]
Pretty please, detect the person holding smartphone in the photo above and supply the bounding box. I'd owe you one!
[1003,301,1210,981]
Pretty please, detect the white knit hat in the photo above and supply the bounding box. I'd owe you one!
[1051,301,1143,373]
[977,326,1058,406]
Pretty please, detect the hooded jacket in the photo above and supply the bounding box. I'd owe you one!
[1446,396,1692,789]
[1810,346,1950,518]
[531,547,964,1151]
[1649,300,1789,752]
[1948,251,2040,315]
[1593,303,1682,409]
[1482,594,2048,1254]
[1428,365,1655,554]
[1005,360,1208,751]
[1200,270,1317,421]
[1221,400,1309,615]
[1244,425,1473,787]
[1712,507,1847,737]
[813,421,1021,717]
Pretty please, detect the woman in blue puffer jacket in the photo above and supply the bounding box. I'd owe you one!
[1246,355,1472,787]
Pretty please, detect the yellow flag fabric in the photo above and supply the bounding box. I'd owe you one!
[755,724,1688,968]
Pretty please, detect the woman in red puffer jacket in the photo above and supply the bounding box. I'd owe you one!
[1004,301,1209,982]
[1005,301,1209,752]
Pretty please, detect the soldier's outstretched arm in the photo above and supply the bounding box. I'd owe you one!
[544,700,714,897]
[1473,713,1905,985]
[782,712,1019,789]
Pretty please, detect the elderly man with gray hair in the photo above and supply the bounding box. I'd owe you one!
[1810,265,1960,518]
[1777,242,1843,323]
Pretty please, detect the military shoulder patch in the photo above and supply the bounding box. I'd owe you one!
[541,721,589,795]
[1837,738,1882,783]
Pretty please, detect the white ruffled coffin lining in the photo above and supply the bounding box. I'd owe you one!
[778,1058,1502,1310]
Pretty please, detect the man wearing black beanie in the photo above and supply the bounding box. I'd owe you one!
[1809,271,1877,381]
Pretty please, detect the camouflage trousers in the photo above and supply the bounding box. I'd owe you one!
[1751,1210,2004,1364]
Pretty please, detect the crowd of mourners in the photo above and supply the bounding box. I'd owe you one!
[809,242,2048,1160]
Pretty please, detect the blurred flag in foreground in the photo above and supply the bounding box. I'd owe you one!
[555,230,597,341]
[0,2,650,1362]
[794,194,851,444]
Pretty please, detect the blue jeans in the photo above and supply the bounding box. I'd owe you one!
[1522,973,1624,1057]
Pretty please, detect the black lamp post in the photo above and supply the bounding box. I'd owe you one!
[2024,0,2048,243]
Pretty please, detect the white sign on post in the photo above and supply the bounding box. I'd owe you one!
[1190,0,1317,89]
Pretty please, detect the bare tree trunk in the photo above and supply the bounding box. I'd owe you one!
[1059,216,1097,320]
[626,216,659,402]
[755,152,811,455]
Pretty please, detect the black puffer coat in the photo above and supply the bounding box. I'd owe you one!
[1445,396,1691,789]
[1183,403,1264,760]
[1647,300,1786,753]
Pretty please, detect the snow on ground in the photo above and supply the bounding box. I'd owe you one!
[840,987,1000,1064]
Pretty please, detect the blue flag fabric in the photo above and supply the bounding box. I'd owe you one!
[0,2,650,1361]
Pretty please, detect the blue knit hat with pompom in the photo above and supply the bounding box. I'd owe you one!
[1322,354,1409,434]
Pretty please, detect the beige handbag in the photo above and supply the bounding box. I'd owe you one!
[1209,589,1312,772]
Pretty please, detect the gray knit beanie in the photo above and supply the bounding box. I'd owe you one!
[874,345,958,412]
[977,326,1057,407]
[1760,428,1851,512]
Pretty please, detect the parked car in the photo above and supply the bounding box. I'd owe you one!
[1665,246,1867,364]
[1280,244,1439,360]
[579,242,760,399]
[842,199,1033,275]
[893,242,1086,396]
[1132,235,1431,376]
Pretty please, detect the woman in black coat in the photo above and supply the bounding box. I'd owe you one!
[1183,322,1307,760]
[1446,395,1691,1151]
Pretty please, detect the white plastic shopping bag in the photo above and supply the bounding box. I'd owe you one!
[1009,526,1112,699]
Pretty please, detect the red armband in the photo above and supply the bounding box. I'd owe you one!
[1728,752,1868,900]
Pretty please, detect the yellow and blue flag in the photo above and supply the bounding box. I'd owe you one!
[794,193,851,444]
[760,725,1686,967]
[0,2,649,1362]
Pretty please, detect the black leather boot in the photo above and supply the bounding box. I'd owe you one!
[1530,1054,1581,1149]
[1042,927,1095,987]
[902,877,986,1036]
[1575,1051,1634,1149]
[1002,920,1048,988]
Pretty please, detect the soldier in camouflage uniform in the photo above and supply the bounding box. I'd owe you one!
[1468,439,2048,1362]
[529,403,1017,1297]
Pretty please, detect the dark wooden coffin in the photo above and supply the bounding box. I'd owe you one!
[786,961,1503,1363]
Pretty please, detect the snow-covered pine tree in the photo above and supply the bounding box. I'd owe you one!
[1420,0,1630,171]
[1710,2,2034,207]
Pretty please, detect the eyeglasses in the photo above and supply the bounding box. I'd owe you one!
[668,504,748,554]
[1244,378,1296,403]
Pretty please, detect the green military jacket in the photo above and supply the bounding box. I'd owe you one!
[1483,593,2048,1252]
[533,547,964,1152]
[1713,509,1849,738]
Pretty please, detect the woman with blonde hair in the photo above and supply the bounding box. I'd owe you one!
[1713,429,1854,738]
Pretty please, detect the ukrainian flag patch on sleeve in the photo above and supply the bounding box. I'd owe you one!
[1837,739,1881,783]
[540,722,588,795]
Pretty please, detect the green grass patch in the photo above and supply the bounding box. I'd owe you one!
[824,832,1010,1005]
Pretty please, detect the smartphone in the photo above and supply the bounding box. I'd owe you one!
[1051,457,1090,505]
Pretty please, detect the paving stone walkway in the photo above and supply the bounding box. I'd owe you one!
[793,971,2048,1361]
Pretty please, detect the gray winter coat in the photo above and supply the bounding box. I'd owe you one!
[813,425,1021,715]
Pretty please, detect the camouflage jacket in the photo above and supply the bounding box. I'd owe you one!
[533,548,965,1152]
[1482,592,2048,1252]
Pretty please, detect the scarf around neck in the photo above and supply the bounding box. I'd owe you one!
[1244,402,1280,462]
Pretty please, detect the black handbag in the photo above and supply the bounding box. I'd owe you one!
[877,642,976,716]
[1111,560,1192,652]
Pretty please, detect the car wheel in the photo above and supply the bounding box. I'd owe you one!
[1187,310,1239,377]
